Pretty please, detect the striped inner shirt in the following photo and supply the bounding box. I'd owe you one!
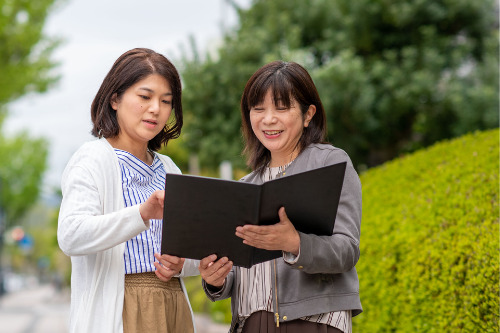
[236,164,352,333]
[115,149,166,274]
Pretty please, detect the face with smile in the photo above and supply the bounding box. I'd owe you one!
[110,73,173,155]
[250,89,315,167]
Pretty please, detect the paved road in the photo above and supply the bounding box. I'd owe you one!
[0,283,69,333]
[0,283,229,333]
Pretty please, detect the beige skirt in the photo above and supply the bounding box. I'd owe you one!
[123,272,194,333]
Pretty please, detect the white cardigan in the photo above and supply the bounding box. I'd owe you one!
[58,138,199,333]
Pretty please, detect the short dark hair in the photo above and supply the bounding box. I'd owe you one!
[91,48,183,151]
[240,61,327,170]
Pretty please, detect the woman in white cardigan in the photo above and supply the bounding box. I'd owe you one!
[58,48,199,333]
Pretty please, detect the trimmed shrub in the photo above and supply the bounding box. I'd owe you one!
[354,129,499,332]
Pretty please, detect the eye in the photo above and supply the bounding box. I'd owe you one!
[139,95,150,100]
[162,99,172,105]
[251,106,264,112]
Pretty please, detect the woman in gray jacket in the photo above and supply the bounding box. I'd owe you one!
[199,61,362,333]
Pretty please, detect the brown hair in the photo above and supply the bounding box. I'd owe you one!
[240,61,327,170]
[90,48,183,151]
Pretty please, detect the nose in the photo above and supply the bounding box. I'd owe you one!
[262,109,276,125]
[149,98,161,114]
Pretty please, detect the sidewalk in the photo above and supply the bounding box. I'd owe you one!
[0,283,229,333]
[194,313,230,333]
[0,283,69,333]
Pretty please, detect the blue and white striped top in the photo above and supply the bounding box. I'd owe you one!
[115,149,166,274]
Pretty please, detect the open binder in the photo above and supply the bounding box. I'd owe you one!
[161,162,346,268]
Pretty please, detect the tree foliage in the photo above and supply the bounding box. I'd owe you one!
[0,0,61,112]
[0,131,48,226]
[180,0,499,169]
[0,0,59,226]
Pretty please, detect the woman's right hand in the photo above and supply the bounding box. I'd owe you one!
[139,190,165,222]
[199,254,233,288]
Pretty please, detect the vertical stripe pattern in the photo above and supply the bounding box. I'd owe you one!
[115,149,166,274]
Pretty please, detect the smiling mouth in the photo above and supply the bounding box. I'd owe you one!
[264,130,283,135]
[144,120,158,125]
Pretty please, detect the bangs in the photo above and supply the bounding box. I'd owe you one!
[246,71,294,108]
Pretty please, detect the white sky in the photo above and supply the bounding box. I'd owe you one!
[4,0,251,193]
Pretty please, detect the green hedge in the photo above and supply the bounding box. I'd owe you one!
[354,129,499,332]
[185,129,499,331]
[184,274,232,323]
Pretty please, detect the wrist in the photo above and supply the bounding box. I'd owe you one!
[207,279,225,290]
[288,231,300,256]
[138,204,149,223]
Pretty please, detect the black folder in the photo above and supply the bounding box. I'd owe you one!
[161,162,346,268]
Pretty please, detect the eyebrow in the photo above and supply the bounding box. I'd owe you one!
[138,87,173,96]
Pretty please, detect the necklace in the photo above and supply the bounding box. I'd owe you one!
[265,158,296,182]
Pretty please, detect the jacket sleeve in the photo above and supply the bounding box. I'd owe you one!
[287,149,362,274]
[58,164,149,256]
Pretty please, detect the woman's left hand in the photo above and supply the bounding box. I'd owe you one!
[235,207,300,255]
[153,253,185,282]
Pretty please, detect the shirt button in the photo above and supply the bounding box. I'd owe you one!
[283,316,288,320]
[298,266,303,269]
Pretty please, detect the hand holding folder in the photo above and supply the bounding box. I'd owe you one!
[161,162,346,268]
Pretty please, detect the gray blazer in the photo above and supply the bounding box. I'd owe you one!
[204,143,362,331]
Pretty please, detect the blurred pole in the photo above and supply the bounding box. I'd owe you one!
[220,161,233,180]
[189,154,200,175]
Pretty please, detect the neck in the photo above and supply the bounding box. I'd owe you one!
[269,149,299,168]
[106,137,152,164]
